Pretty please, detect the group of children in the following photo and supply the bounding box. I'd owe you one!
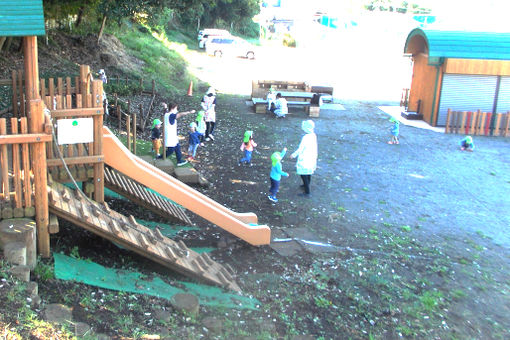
[239,119,318,203]
[150,88,217,164]
[386,116,475,151]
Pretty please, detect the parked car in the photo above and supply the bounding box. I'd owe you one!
[197,29,230,49]
[205,37,256,59]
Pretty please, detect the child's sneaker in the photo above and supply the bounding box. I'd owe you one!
[209,134,215,140]
[177,160,188,166]
[205,137,211,141]
[268,195,278,203]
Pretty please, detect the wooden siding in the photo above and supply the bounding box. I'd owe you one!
[444,58,510,76]
[408,53,441,124]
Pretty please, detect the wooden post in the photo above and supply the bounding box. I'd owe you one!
[152,79,155,95]
[470,110,479,135]
[0,119,9,201]
[48,78,55,110]
[80,65,90,108]
[139,102,144,130]
[66,77,72,95]
[139,78,143,94]
[132,112,137,155]
[505,112,510,137]
[126,114,131,152]
[445,109,451,134]
[494,113,502,137]
[23,37,41,118]
[29,100,49,258]
[92,80,104,203]
[10,118,23,216]
[11,70,18,117]
[115,93,120,132]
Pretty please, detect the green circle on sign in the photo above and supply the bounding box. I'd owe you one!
[72,120,78,126]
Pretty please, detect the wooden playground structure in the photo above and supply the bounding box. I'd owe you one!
[0,25,270,290]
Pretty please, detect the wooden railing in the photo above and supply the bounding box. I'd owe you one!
[445,109,510,137]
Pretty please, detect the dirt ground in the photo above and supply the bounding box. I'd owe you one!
[1,30,510,340]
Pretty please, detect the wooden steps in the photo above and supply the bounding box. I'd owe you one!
[47,180,240,291]
[104,166,191,225]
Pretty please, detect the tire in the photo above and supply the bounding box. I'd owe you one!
[246,51,255,60]
[214,50,222,58]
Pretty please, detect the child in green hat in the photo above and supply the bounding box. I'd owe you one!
[195,110,207,146]
[239,130,257,166]
[460,135,474,151]
[151,118,163,158]
[268,148,289,203]
[388,117,400,145]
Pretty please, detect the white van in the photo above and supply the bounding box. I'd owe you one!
[198,29,230,49]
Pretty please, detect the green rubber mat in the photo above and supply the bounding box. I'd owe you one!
[137,219,199,238]
[53,253,258,310]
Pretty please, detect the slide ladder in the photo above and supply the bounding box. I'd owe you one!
[47,179,240,291]
[102,127,271,246]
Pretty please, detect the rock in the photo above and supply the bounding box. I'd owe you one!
[0,218,37,269]
[153,309,172,323]
[31,295,42,308]
[74,322,92,337]
[43,303,73,324]
[174,167,200,184]
[9,265,30,282]
[95,334,111,340]
[202,316,223,334]
[26,281,38,297]
[4,241,27,266]
[154,158,175,175]
[170,293,199,316]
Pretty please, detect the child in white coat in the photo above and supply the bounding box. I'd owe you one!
[291,120,317,196]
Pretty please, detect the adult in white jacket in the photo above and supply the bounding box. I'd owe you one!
[291,120,317,196]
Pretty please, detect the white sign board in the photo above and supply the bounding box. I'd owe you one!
[57,118,94,145]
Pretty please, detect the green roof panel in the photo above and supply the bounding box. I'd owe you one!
[405,28,510,61]
[0,0,46,37]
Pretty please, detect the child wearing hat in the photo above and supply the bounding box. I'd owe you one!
[195,110,207,146]
[187,122,201,161]
[151,118,163,159]
[239,130,257,166]
[268,148,289,203]
[266,87,277,112]
[460,136,475,151]
[388,117,400,145]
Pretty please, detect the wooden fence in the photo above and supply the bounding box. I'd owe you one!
[445,109,510,137]
[0,101,52,257]
[46,65,105,203]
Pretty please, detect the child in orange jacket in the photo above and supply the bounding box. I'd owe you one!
[239,130,257,166]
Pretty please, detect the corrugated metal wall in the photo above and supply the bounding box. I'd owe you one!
[0,0,45,37]
[437,74,498,126]
[496,76,510,113]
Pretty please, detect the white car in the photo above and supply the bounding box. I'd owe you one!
[205,37,256,59]
[198,29,230,49]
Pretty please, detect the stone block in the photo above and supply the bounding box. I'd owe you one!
[9,265,30,282]
[174,167,199,184]
[154,158,175,175]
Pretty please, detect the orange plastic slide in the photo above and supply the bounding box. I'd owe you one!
[102,127,271,246]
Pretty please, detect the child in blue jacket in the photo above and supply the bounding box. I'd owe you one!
[268,147,289,203]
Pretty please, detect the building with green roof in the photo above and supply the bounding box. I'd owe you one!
[0,0,46,37]
[404,28,510,126]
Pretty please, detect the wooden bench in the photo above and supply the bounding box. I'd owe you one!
[252,98,319,117]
